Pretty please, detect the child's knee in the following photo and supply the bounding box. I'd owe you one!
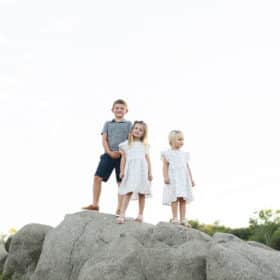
[94,176,103,182]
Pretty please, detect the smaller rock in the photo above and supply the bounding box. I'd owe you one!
[3,223,52,280]
[0,242,8,273]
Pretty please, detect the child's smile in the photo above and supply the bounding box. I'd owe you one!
[132,124,145,139]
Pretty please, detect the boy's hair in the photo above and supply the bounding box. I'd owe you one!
[168,130,184,146]
[128,121,148,146]
[112,99,128,108]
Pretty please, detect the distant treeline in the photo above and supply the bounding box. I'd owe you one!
[189,209,280,250]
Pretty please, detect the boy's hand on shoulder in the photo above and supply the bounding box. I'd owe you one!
[108,151,121,159]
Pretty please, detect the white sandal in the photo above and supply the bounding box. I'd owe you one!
[170,218,180,225]
[116,216,125,224]
[135,215,143,223]
[180,219,192,228]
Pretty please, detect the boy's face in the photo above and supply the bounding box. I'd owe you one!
[112,103,128,119]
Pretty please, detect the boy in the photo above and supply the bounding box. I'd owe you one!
[83,99,131,215]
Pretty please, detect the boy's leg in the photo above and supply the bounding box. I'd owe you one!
[83,154,114,210]
[93,176,103,207]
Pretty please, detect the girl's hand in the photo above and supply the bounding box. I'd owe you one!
[164,177,170,184]
[191,179,195,187]
[120,171,125,179]
[148,174,153,181]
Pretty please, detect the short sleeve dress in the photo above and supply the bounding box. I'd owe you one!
[118,140,151,200]
[161,149,193,205]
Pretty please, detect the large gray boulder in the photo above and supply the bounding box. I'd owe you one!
[3,211,280,280]
[32,212,212,280]
[31,212,154,280]
[2,223,52,280]
[207,232,280,280]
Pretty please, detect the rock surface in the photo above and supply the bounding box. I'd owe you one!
[1,211,280,280]
[2,223,52,280]
[0,242,8,273]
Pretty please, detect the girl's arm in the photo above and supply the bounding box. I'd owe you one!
[145,154,153,181]
[120,151,126,178]
[187,163,195,187]
[162,158,170,184]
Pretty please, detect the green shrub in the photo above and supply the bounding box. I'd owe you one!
[271,227,280,250]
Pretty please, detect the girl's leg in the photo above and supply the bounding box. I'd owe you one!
[117,194,123,214]
[116,183,123,216]
[179,198,192,227]
[117,192,132,224]
[120,192,132,216]
[136,194,145,222]
[170,200,179,224]
[179,197,186,221]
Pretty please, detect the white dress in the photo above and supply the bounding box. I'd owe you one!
[118,140,151,200]
[161,149,193,205]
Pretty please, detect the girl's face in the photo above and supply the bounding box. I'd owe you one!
[132,123,145,139]
[172,135,184,149]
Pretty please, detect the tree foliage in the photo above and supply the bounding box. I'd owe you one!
[190,209,280,250]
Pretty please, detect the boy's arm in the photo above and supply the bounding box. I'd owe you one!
[187,163,195,187]
[145,154,153,181]
[119,151,126,178]
[162,158,170,184]
[102,133,120,159]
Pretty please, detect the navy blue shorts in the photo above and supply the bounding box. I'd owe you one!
[95,153,121,183]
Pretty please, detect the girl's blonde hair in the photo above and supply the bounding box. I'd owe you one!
[128,121,148,146]
[168,130,184,146]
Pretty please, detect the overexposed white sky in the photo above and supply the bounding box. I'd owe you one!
[1,0,280,233]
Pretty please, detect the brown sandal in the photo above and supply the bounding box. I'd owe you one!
[82,204,99,211]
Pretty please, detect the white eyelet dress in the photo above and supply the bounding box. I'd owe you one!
[161,149,193,205]
[118,140,151,200]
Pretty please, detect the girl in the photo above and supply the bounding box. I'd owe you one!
[116,121,152,224]
[161,130,195,227]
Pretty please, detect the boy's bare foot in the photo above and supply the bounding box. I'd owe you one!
[82,204,99,211]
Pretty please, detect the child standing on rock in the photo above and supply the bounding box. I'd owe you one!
[116,121,153,224]
[83,99,132,215]
[161,130,195,227]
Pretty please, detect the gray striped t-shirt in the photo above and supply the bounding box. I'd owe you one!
[102,119,132,151]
